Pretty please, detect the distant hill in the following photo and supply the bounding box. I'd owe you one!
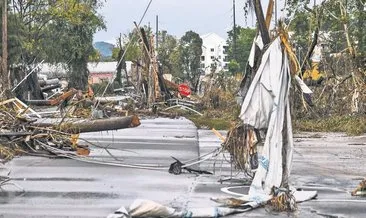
[93,41,115,58]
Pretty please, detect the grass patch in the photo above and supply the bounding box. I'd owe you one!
[187,107,240,130]
[294,115,366,135]
[188,115,232,130]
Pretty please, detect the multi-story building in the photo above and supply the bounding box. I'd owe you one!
[200,33,229,75]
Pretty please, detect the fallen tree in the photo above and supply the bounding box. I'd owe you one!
[36,115,141,134]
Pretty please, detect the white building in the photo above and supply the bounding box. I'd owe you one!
[200,33,229,75]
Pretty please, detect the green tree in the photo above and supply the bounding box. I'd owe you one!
[179,30,202,92]
[156,30,183,82]
[226,26,256,73]
[2,0,105,93]
[287,0,365,58]
[45,0,105,90]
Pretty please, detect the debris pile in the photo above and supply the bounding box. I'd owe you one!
[0,103,86,160]
[0,98,140,161]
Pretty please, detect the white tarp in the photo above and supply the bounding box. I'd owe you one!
[248,34,264,68]
[239,37,294,206]
[107,199,248,218]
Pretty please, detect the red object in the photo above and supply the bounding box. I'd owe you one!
[178,84,191,97]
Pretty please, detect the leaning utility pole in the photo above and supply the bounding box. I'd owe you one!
[233,0,237,60]
[1,0,9,92]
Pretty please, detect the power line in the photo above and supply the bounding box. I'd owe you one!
[95,0,154,110]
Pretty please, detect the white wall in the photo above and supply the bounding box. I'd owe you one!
[200,33,228,75]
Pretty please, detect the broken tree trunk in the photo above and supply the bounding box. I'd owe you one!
[36,115,141,133]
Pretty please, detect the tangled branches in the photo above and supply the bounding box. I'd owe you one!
[0,105,87,161]
[268,188,297,212]
[222,122,262,176]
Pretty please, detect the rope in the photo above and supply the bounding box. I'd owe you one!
[36,140,222,171]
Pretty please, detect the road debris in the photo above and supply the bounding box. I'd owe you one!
[168,156,213,175]
[351,179,366,196]
[107,199,249,218]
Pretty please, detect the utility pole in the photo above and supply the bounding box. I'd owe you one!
[233,0,237,61]
[253,0,270,45]
[2,0,9,91]
[156,15,158,51]
[275,0,277,25]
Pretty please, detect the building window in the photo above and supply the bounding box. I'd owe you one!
[210,56,215,60]
[200,63,205,69]
[218,55,221,59]
[223,56,229,62]
[223,46,228,54]
[201,56,205,61]
[211,48,214,52]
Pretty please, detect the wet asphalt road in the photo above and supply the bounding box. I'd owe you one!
[1,118,366,218]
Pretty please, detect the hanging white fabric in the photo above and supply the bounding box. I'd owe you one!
[239,37,294,206]
[248,34,264,68]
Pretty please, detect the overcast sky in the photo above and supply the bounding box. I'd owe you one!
[93,0,275,44]
[93,0,327,44]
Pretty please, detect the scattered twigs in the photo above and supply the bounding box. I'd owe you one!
[0,164,24,192]
[268,187,297,212]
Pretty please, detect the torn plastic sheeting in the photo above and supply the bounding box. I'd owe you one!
[248,34,264,68]
[214,187,317,207]
[107,199,249,218]
[238,37,317,208]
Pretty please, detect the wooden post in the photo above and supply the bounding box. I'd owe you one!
[265,0,274,30]
[253,0,270,45]
[2,0,9,91]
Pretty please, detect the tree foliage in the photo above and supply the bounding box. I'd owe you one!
[287,0,365,61]
[157,30,180,78]
[1,0,105,92]
[226,26,256,73]
[179,30,203,92]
